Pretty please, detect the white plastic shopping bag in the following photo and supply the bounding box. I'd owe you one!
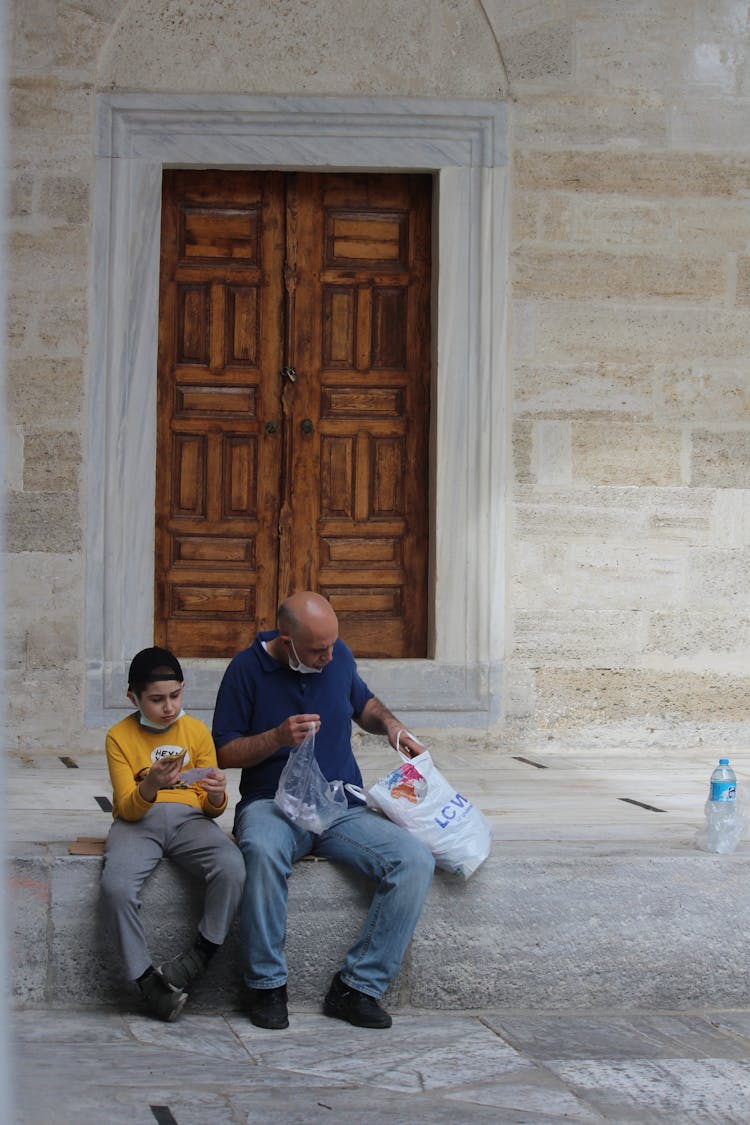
[274,725,347,833]
[366,738,492,878]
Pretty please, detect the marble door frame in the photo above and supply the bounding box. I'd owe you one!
[86,94,509,728]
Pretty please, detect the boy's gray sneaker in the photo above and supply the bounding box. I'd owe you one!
[159,946,210,992]
[138,970,188,1022]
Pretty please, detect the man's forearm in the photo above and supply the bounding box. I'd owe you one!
[215,728,282,769]
[357,697,425,757]
[357,697,402,740]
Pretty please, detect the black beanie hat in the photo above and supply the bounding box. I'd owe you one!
[127,646,184,691]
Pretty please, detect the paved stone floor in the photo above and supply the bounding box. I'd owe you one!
[12,1005,750,1123]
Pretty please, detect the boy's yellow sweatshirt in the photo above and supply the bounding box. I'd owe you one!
[105,712,227,822]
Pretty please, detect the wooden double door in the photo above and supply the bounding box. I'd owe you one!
[155,170,431,659]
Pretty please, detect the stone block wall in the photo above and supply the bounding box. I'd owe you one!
[496,0,750,750]
[5,2,113,752]
[4,0,750,753]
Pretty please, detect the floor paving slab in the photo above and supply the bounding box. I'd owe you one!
[484,1011,750,1061]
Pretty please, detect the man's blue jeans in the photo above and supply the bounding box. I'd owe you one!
[234,799,435,999]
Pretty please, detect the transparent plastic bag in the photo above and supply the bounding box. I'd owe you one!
[366,744,492,879]
[274,725,347,834]
[696,795,748,855]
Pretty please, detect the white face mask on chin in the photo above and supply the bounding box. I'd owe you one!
[287,638,323,675]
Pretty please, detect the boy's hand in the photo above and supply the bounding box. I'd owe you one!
[139,753,184,802]
[148,754,185,788]
[199,767,228,807]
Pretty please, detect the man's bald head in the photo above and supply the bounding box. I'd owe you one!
[275,592,339,670]
[278,592,337,636]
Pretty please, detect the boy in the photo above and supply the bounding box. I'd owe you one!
[101,646,245,1021]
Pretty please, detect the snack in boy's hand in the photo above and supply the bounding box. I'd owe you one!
[154,748,186,766]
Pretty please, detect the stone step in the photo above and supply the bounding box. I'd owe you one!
[12,841,750,1011]
[10,742,750,1011]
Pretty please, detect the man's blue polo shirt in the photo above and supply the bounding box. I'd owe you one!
[212,630,373,808]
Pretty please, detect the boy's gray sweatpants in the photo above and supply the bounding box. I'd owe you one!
[101,802,246,980]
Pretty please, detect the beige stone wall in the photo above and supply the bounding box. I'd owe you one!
[6,0,750,752]
[494,0,750,748]
[7,2,121,752]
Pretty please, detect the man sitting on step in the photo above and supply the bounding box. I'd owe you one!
[212,591,435,1030]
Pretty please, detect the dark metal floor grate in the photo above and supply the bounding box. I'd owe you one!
[618,797,666,813]
[151,1109,178,1125]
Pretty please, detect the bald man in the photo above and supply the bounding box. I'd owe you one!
[213,592,434,1031]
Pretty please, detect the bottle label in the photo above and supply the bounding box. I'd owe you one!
[710,780,736,801]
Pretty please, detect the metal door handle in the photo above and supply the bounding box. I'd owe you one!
[301,419,314,434]
[281,366,297,383]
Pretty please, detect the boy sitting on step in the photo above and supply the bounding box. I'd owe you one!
[101,646,245,1021]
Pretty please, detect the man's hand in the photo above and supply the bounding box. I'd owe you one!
[393,728,426,759]
[216,714,321,771]
[275,713,321,747]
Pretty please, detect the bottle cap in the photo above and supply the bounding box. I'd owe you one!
[719,758,729,765]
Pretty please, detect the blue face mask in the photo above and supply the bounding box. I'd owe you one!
[287,638,322,675]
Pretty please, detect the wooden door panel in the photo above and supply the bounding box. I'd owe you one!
[175,284,210,364]
[322,286,357,367]
[324,210,408,267]
[225,285,260,365]
[171,434,206,515]
[175,385,257,415]
[370,288,407,368]
[172,534,255,565]
[370,437,404,514]
[321,385,404,418]
[180,206,261,263]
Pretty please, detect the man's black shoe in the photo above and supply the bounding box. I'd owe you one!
[245,984,289,1029]
[323,972,392,1029]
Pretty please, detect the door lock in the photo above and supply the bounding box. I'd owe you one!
[280,366,297,383]
[301,419,314,434]
[265,421,279,435]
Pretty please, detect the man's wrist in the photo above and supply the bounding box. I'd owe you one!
[383,716,402,742]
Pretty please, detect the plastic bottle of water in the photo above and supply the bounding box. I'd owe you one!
[704,758,741,854]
